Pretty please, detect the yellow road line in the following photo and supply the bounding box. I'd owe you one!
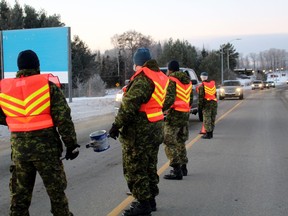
[107,100,243,216]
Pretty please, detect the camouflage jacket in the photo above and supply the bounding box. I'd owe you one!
[114,60,165,144]
[198,80,218,111]
[0,69,77,161]
[163,71,193,127]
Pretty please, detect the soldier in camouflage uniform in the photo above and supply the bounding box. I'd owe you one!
[198,72,218,139]
[162,60,193,180]
[0,50,79,216]
[109,48,169,216]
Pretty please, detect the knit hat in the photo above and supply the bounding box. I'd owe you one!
[17,50,40,70]
[168,60,180,71]
[133,48,151,66]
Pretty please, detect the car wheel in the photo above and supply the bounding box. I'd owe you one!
[239,94,244,100]
[198,109,203,122]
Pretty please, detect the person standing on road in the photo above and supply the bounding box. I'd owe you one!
[197,72,218,139]
[162,60,193,180]
[0,50,79,216]
[109,48,169,216]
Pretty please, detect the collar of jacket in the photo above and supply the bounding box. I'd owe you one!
[16,69,40,78]
[142,59,160,72]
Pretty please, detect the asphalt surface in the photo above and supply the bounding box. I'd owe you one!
[1,85,288,216]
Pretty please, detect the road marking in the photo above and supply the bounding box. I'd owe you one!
[107,100,244,216]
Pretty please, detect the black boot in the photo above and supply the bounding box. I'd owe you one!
[130,198,156,212]
[201,132,212,139]
[181,164,188,176]
[163,165,183,180]
[123,200,151,216]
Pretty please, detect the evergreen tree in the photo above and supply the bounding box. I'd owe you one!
[10,1,23,29]
[0,0,11,30]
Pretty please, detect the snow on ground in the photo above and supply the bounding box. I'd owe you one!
[67,90,117,122]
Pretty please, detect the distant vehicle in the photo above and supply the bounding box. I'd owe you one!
[114,80,129,115]
[251,80,264,90]
[263,81,270,89]
[160,67,203,121]
[267,81,276,88]
[219,80,244,100]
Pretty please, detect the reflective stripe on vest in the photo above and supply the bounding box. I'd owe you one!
[0,74,54,132]
[169,76,192,112]
[203,81,217,101]
[131,67,169,122]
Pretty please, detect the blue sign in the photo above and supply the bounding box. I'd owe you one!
[2,27,70,83]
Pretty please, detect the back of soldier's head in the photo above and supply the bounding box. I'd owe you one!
[133,48,152,66]
[200,72,208,81]
[17,50,40,70]
[168,60,179,72]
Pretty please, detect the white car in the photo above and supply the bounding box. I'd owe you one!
[251,80,264,90]
[219,80,244,100]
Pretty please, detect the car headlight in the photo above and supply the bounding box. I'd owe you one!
[259,84,263,87]
[220,88,225,92]
[115,92,123,102]
[236,88,241,92]
[251,84,255,87]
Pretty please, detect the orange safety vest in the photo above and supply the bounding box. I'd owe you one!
[169,76,192,112]
[130,67,169,122]
[0,74,56,132]
[202,81,217,101]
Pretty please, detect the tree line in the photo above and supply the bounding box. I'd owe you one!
[1,0,287,97]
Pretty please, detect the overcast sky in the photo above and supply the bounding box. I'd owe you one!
[6,0,288,55]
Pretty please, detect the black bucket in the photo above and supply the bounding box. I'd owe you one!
[89,130,110,152]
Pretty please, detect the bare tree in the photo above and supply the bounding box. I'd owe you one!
[249,53,258,71]
[111,30,154,82]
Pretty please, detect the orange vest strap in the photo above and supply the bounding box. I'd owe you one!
[47,73,61,88]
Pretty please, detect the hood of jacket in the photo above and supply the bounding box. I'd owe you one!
[142,59,160,72]
[170,71,191,84]
[16,69,40,78]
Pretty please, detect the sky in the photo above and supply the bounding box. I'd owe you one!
[6,0,288,55]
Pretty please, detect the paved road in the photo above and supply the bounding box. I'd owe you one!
[1,85,288,216]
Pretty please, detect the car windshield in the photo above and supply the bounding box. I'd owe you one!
[253,81,262,84]
[223,81,240,86]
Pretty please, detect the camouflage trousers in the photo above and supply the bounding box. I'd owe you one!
[9,159,72,216]
[203,107,217,132]
[120,129,162,201]
[163,123,189,167]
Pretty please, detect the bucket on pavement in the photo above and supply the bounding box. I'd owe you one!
[86,130,110,152]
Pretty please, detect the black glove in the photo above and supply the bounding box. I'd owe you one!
[65,144,80,160]
[109,123,120,140]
